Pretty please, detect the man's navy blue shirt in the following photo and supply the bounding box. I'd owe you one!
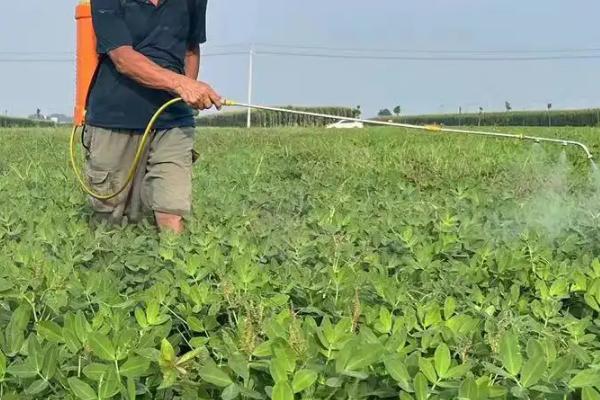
[87,0,208,131]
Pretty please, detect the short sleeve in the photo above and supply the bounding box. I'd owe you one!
[91,0,133,54]
[189,0,208,45]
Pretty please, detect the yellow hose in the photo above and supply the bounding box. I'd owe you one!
[70,97,183,200]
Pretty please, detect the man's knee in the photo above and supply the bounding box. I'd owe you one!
[155,212,184,233]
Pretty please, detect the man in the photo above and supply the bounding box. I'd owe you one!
[85,0,222,233]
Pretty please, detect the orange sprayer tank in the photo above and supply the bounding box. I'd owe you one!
[74,0,98,126]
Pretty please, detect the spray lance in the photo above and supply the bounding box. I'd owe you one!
[71,0,594,201]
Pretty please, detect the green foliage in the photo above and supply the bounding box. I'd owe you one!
[381,108,600,127]
[499,331,522,376]
[198,106,357,127]
[0,116,55,128]
[2,126,600,399]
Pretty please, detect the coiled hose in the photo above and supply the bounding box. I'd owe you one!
[70,97,184,200]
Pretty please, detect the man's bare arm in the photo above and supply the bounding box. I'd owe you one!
[109,46,221,110]
[185,44,201,80]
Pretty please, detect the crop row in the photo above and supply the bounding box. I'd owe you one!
[198,107,358,128]
[380,109,600,127]
[0,116,56,128]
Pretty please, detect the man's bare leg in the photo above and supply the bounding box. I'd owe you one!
[155,212,184,234]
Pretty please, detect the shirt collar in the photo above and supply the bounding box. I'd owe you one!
[131,0,168,5]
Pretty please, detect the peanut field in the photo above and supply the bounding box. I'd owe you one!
[2,126,600,399]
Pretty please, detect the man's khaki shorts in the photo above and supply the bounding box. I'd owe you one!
[83,125,196,223]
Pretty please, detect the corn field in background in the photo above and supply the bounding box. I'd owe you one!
[198,107,359,128]
[382,108,600,127]
[0,116,55,128]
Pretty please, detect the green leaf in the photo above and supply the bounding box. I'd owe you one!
[335,341,354,374]
[227,353,250,381]
[376,307,393,333]
[499,331,522,376]
[74,311,91,343]
[526,339,544,360]
[187,316,205,332]
[159,369,177,389]
[272,381,294,400]
[446,363,471,379]
[0,349,6,379]
[127,377,136,400]
[272,345,295,372]
[0,277,13,292]
[345,344,383,371]
[341,369,368,380]
[68,377,97,400]
[135,347,160,361]
[177,346,206,366]
[482,361,512,379]
[569,369,600,388]
[384,355,412,391]
[25,379,49,396]
[98,366,121,399]
[120,356,150,378]
[146,301,169,326]
[239,386,264,400]
[548,355,573,382]
[63,326,81,353]
[88,332,116,361]
[418,357,437,384]
[37,320,64,343]
[83,363,110,381]
[444,297,457,320]
[270,357,288,383]
[6,360,38,378]
[252,341,272,358]
[423,305,442,327]
[540,338,557,364]
[199,364,233,387]
[6,305,30,356]
[488,385,508,398]
[459,377,479,399]
[41,343,59,379]
[9,304,31,330]
[28,335,43,372]
[414,372,428,400]
[325,377,343,387]
[221,383,241,400]
[5,327,25,357]
[189,337,209,349]
[434,343,451,378]
[520,354,546,388]
[292,369,318,393]
[160,338,175,364]
[583,387,600,400]
[134,307,148,329]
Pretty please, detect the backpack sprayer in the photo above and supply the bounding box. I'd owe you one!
[71,1,594,201]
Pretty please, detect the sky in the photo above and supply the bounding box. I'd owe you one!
[1,0,600,118]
